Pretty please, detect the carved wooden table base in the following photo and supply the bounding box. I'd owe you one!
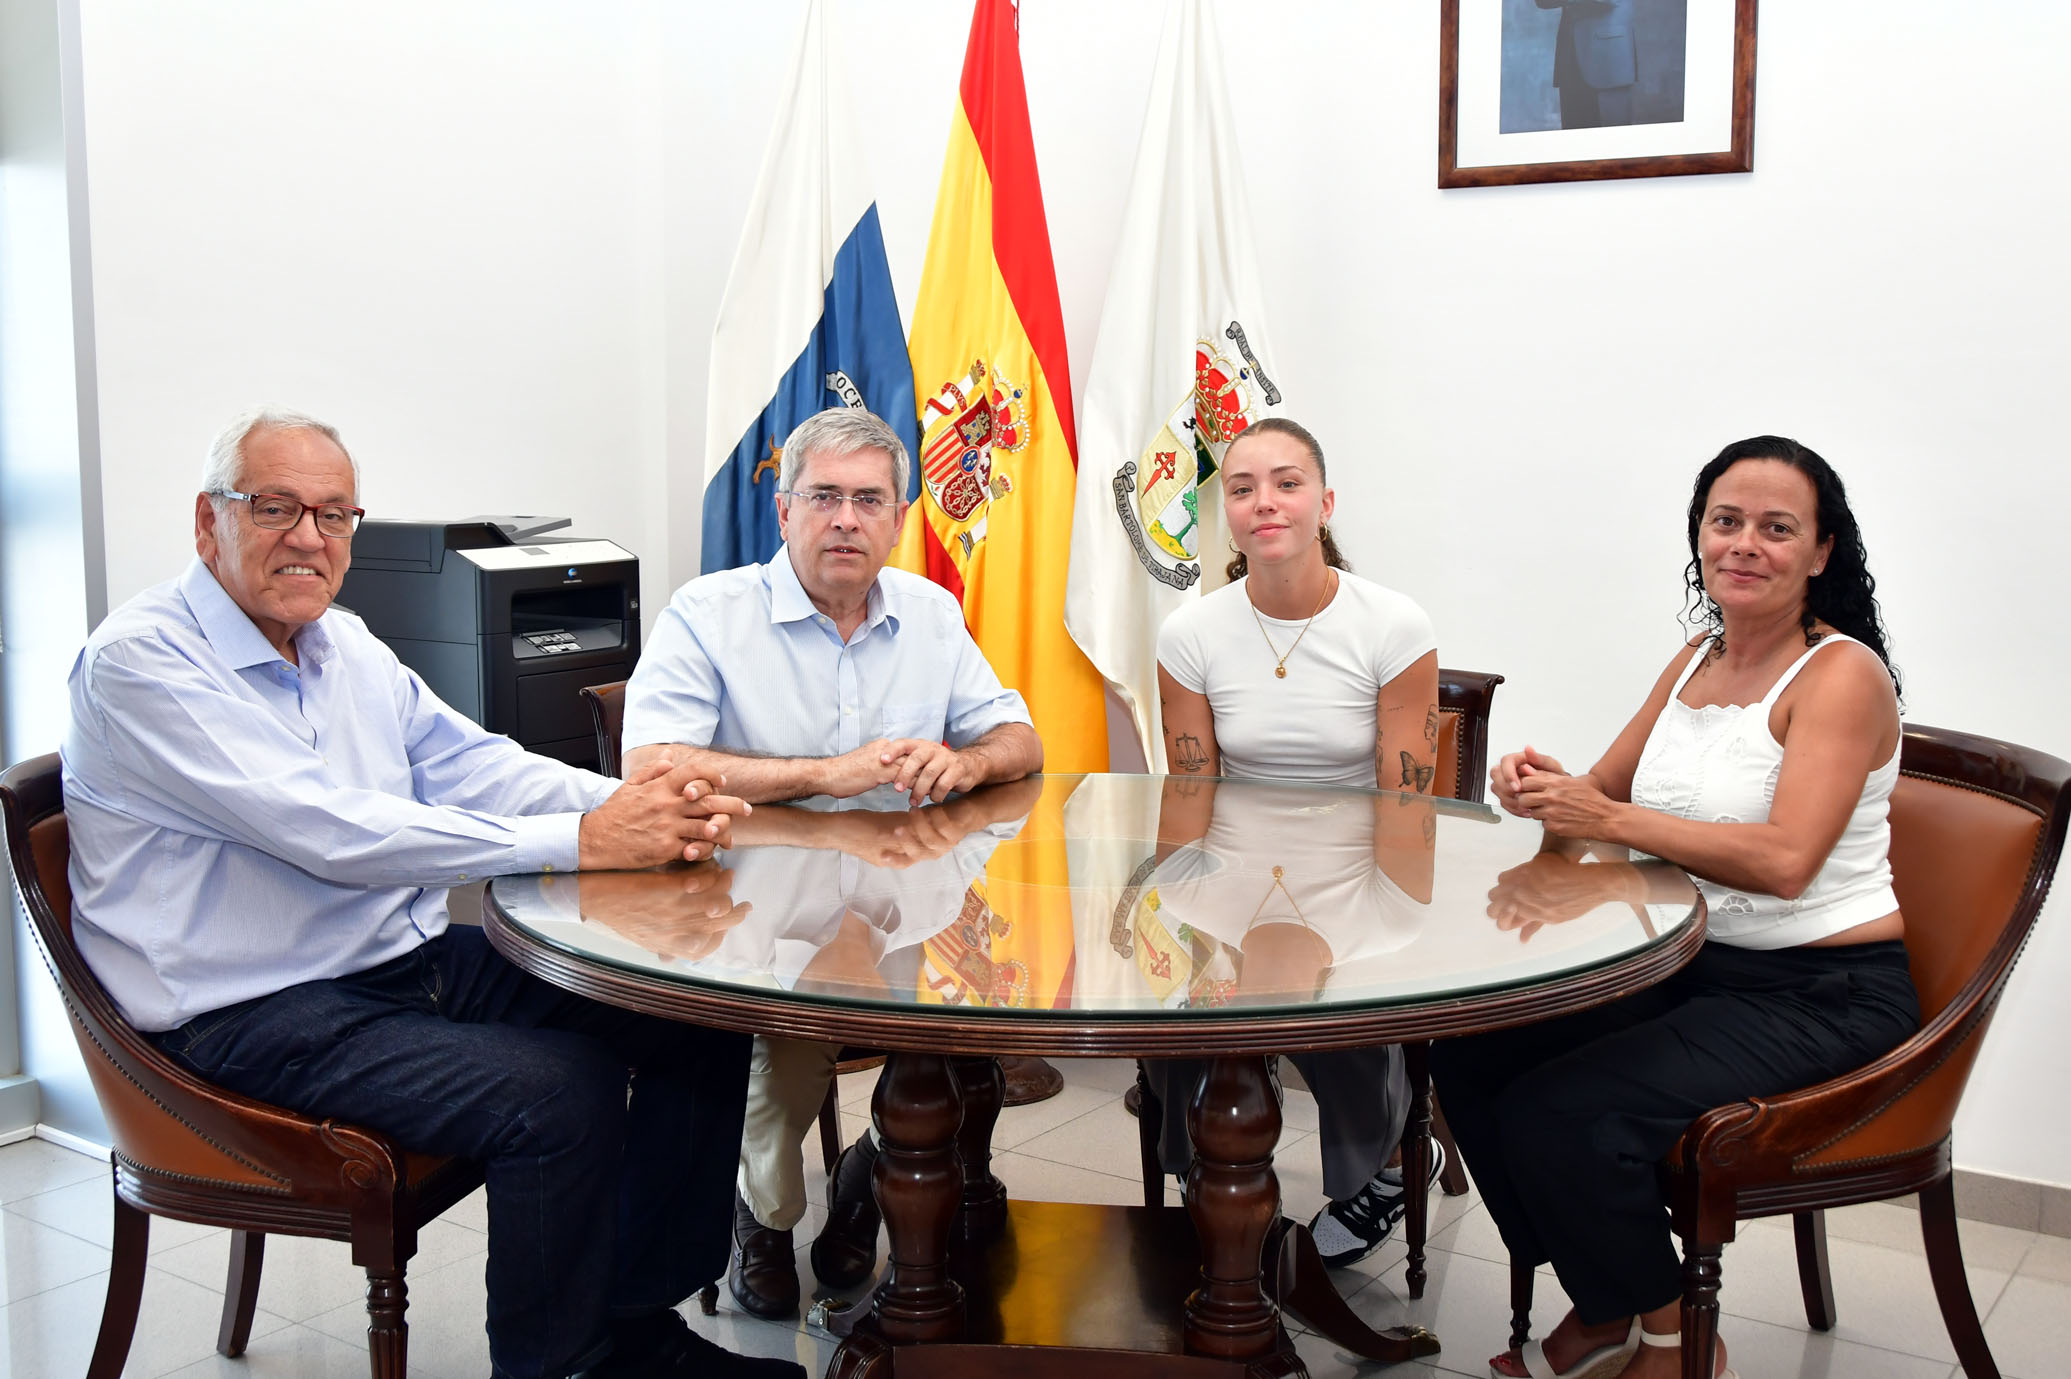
[830,1051,1323,1377]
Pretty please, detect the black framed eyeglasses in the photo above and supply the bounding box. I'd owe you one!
[215,489,366,537]
[777,488,895,519]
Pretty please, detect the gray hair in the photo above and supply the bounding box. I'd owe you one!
[779,407,910,500]
[200,406,359,500]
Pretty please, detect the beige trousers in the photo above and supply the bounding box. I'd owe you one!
[737,1034,841,1231]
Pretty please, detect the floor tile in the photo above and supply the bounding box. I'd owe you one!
[684,1293,836,1372]
[1340,1243,1576,1370]
[0,1211,112,1305]
[1286,1323,1456,1377]
[1983,1273,2071,1379]
[1279,1086,1323,1134]
[1747,1199,2038,1274]
[2013,1231,2071,1286]
[1703,1215,2011,1364]
[151,1218,485,1325]
[442,1185,489,1236]
[1687,1312,1959,1379]
[154,1322,389,1379]
[1043,1057,1141,1095]
[1012,1092,1315,1184]
[989,1082,1129,1152]
[0,1139,108,1205]
[305,1250,486,1379]
[836,1064,880,1113]
[989,1150,1159,1207]
[3,1176,225,1257]
[14,1059,2066,1379]
[0,1262,291,1379]
[1422,1201,1546,1274]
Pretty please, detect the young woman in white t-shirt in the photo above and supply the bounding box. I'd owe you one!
[1146,417,1442,1267]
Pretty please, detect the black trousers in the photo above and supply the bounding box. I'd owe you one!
[157,926,750,1379]
[1430,940,1918,1324]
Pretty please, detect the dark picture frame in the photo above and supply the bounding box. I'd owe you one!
[1440,0,1757,189]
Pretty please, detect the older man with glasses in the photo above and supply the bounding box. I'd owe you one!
[61,406,801,1379]
[619,405,1042,1321]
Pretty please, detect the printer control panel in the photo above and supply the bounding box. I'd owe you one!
[521,630,584,656]
[511,620,623,660]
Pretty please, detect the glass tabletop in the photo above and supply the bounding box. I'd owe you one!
[488,773,1701,1025]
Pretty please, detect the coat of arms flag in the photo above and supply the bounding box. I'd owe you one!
[1064,0,1288,770]
[891,0,1110,775]
[700,0,918,574]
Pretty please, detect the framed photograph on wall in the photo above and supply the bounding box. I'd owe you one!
[1440,0,1757,188]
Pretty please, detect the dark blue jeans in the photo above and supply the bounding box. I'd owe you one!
[155,925,749,1379]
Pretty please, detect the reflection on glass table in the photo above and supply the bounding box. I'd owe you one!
[485,774,1702,1379]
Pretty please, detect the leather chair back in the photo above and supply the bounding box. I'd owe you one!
[580,680,629,778]
[2,753,450,1204]
[1436,669,1504,805]
[1793,724,2070,1169]
[4,755,313,1190]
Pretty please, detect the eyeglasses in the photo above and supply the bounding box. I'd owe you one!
[778,488,896,519]
[215,489,366,537]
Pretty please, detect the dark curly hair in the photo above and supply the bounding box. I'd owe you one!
[1222,417,1351,582]
[1683,435,1901,699]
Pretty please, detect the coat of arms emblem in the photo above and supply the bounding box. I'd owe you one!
[919,360,1025,532]
[1113,323,1275,590]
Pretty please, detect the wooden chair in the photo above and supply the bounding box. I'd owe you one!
[1504,722,2071,1379]
[1132,667,1504,1291]
[581,677,885,1171]
[1,754,483,1379]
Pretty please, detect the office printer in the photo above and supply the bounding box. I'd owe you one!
[337,517,638,769]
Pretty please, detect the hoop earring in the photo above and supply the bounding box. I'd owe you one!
[1318,523,1332,544]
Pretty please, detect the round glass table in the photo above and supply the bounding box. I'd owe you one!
[485,774,1703,1378]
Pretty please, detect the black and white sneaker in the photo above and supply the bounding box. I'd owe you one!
[1305,1138,1447,1268]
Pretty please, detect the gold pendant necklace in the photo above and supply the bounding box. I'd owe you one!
[1249,570,1335,679]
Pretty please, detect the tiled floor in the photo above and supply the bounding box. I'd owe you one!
[1,1058,2060,1377]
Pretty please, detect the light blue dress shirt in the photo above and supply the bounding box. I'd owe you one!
[620,545,1031,765]
[62,560,618,1032]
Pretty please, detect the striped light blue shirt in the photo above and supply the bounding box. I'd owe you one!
[620,545,1031,764]
[62,560,618,1032]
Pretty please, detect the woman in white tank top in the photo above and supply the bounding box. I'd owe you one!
[1148,417,1444,1269]
[1434,438,1921,1379]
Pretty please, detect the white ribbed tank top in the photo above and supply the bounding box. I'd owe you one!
[1628,634,1900,949]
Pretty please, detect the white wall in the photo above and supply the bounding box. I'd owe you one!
[75,0,674,624]
[42,1,2071,1181]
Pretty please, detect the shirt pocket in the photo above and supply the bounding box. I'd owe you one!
[875,700,948,742]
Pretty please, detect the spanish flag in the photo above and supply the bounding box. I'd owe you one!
[893,0,1109,772]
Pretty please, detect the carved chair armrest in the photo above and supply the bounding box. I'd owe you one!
[1676,935,2017,1185]
[70,997,413,1208]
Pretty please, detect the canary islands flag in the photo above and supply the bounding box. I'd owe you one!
[701,0,917,574]
[891,0,1109,772]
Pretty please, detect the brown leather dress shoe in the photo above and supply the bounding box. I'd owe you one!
[809,1135,881,1289]
[728,1192,800,1320]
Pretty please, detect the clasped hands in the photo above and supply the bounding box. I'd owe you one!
[579,758,750,869]
[1490,746,1622,838]
[822,736,987,803]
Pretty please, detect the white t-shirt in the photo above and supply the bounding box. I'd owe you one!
[1156,571,1437,788]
